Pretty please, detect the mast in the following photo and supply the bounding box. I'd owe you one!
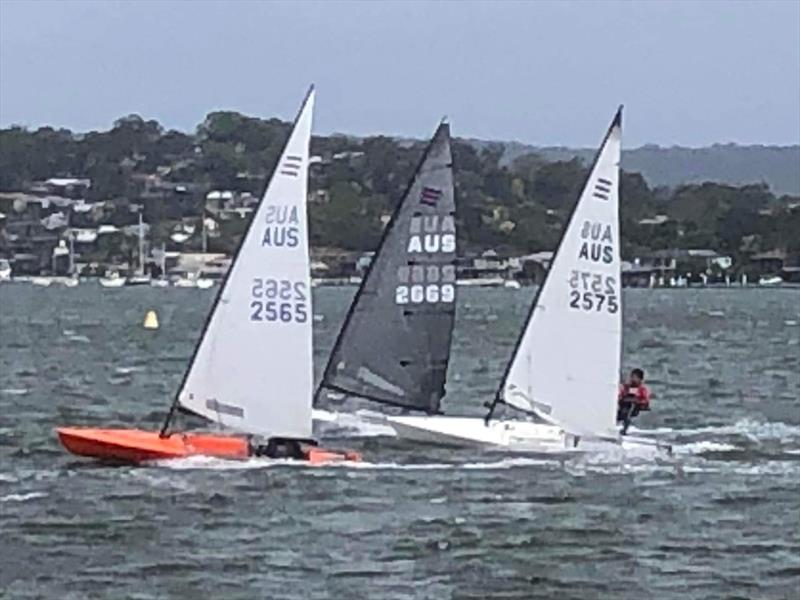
[486,107,623,425]
[160,86,315,437]
[137,209,145,276]
[68,232,75,276]
[201,206,208,254]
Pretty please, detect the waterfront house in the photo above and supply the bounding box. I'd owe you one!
[749,250,786,276]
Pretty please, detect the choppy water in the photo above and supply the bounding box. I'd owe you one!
[1,283,798,599]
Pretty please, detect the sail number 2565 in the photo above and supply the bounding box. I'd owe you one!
[250,278,307,323]
[568,270,618,314]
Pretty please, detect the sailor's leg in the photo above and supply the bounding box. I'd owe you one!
[287,439,304,459]
[254,438,288,458]
[619,401,633,435]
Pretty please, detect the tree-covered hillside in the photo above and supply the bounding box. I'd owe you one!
[472,140,800,196]
[1,113,798,262]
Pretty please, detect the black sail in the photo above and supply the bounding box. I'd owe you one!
[318,123,456,413]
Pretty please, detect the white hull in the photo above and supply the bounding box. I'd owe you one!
[55,276,79,287]
[126,275,152,286]
[173,275,215,288]
[387,415,575,451]
[313,409,670,454]
[758,276,783,286]
[31,277,53,287]
[386,415,669,453]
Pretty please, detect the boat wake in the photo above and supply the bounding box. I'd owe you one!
[150,454,557,472]
[145,450,800,478]
[313,409,396,438]
[114,366,146,375]
[628,418,800,442]
[0,388,30,396]
[676,440,738,454]
[309,412,800,470]
[123,415,800,475]
[0,491,48,503]
[116,419,798,477]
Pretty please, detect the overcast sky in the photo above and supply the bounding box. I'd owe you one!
[1,0,798,147]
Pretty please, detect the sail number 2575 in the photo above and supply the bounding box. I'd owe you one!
[568,270,618,314]
[250,278,308,323]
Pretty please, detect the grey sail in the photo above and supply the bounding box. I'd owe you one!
[318,123,456,413]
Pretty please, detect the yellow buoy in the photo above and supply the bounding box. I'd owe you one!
[143,309,159,330]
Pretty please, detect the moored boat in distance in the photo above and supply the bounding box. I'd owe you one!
[56,87,360,465]
[125,209,151,286]
[758,275,783,286]
[53,276,79,287]
[172,272,214,288]
[0,258,11,282]
[99,271,125,288]
[30,276,54,287]
[125,275,152,286]
[172,274,197,288]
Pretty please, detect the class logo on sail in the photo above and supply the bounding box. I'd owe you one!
[419,186,443,207]
[592,177,613,201]
[280,155,303,178]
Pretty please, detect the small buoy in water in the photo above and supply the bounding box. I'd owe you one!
[143,309,159,330]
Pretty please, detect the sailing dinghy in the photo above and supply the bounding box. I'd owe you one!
[313,123,457,424]
[57,88,360,464]
[385,108,670,453]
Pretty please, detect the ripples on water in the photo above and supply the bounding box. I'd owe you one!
[0,284,798,599]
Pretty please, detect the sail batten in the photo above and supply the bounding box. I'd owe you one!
[497,108,623,437]
[175,88,316,439]
[317,124,456,414]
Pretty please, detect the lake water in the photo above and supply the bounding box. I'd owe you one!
[1,284,798,599]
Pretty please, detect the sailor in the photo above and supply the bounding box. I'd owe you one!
[617,368,651,435]
[254,438,305,460]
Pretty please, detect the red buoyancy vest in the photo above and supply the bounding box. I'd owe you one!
[618,383,651,408]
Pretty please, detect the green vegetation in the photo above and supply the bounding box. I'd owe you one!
[1,113,798,262]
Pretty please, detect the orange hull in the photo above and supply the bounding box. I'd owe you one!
[56,428,250,462]
[303,447,362,464]
[56,427,361,464]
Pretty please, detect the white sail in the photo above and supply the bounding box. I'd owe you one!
[178,89,315,440]
[501,108,622,437]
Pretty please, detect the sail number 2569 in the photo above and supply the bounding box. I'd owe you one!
[250,278,307,323]
[568,270,618,314]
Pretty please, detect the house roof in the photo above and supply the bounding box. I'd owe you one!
[751,249,786,260]
[647,249,724,259]
[45,177,91,188]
